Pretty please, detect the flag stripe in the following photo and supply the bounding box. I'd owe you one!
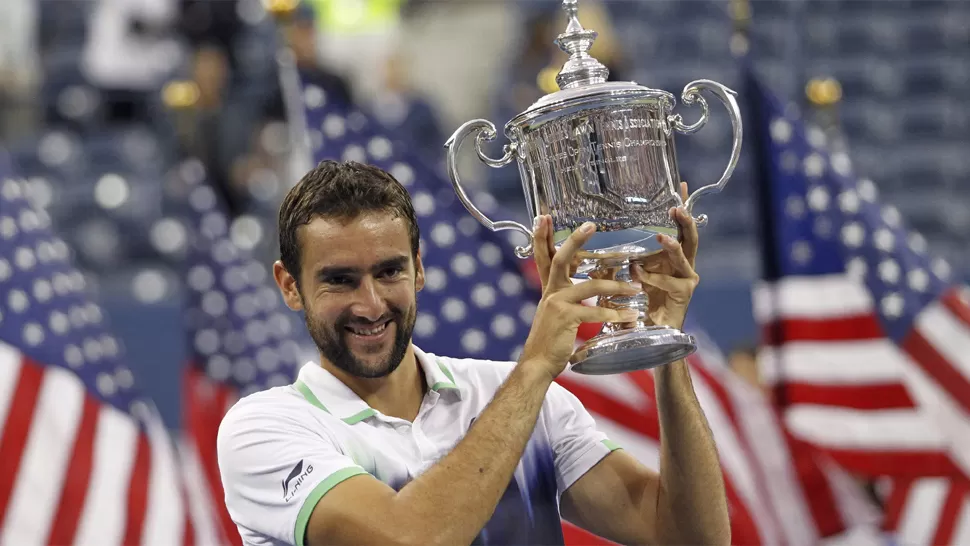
[882,479,912,531]
[758,341,908,385]
[915,302,970,388]
[931,480,969,545]
[122,433,151,545]
[826,449,961,478]
[818,456,880,536]
[896,478,947,545]
[782,435,844,537]
[951,496,970,545]
[74,406,139,546]
[142,412,187,546]
[887,350,970,478]
[774,383,915,410]
[182,492,197,546]
[785,406,947,450]
[0,355,38,527]
[47,393,99,546]
[942,288,970,330]
[184,366,242,546]
[752,276,873,321]
[761,315,884,344]
[2,365,85,545]
[902,330,970,417]
[179,433,225,546]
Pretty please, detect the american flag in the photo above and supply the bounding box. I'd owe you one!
[745,68,970,542]
[0,150,206,544]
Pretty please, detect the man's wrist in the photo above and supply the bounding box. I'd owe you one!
[515,357,560,387]
[657,312,687,332]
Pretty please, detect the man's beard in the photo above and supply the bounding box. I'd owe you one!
[303,301,416,379]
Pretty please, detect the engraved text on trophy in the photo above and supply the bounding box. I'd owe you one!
[538,109,668,219]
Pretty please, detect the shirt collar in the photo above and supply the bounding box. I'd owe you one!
[294,345,461,424]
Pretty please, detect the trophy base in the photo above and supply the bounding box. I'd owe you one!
[568,325,696,375]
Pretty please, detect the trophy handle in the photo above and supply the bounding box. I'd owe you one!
[444,119,534,258]
[668,79,743,228]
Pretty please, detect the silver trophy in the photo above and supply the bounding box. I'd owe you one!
[444,0,742,375]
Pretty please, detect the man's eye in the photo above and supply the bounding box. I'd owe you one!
[326,276,352,285]
[380,267,404,278]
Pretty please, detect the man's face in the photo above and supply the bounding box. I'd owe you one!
[279,211,424,379]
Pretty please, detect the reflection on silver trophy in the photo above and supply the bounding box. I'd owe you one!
[443,0,743,375]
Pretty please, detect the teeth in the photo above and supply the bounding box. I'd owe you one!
[351,323,387,336]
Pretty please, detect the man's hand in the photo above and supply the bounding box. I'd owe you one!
[631,182,700,331]
[520,217,641,378]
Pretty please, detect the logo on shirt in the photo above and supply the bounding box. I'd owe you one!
[282,460,314,502]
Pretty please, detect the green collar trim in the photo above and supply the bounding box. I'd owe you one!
[430,360,458,391]
[294,379,376,424]
[341,408,377,425]
[294,379,329,413]
[294,358,457,423]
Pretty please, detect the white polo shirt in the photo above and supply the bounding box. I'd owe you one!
[216,345,620,546]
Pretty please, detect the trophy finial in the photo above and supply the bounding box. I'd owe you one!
[553,0,609,90]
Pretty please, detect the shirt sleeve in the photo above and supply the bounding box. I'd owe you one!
[217,400,370,546]
[543,381,622,494]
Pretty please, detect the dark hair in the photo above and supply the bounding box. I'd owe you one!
[278,160,420,285]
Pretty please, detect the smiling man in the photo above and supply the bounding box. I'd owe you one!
[216,160,730,546]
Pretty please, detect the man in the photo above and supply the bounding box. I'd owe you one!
[216,160,731,546]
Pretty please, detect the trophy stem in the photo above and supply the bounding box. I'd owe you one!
[569,260,697,375]
[588,262,651,334]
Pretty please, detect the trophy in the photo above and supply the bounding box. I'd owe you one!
[443,0,742,375]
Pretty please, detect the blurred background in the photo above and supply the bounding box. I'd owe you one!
[2,1,970,544]
[0,0,968,425]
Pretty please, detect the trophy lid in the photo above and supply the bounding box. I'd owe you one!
[508,0,673,130]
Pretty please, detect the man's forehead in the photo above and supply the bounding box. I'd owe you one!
[299,213,411,268]
[300,211,408,239]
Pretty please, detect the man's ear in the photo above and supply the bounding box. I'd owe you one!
[414,251,425,292]
[273,260,304,311]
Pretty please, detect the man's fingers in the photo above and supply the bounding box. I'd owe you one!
[636,268,698,298]
[675,206,699,266]
[545,215,558,269]
[550,221,596,281]
[655,233,694,277]
[532,215,553,288]
[557,278,640,304]
[680,181,689,202]
[572,304,640,325]
[568,255,582,278]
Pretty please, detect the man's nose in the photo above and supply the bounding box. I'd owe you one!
[350,277,386,321]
